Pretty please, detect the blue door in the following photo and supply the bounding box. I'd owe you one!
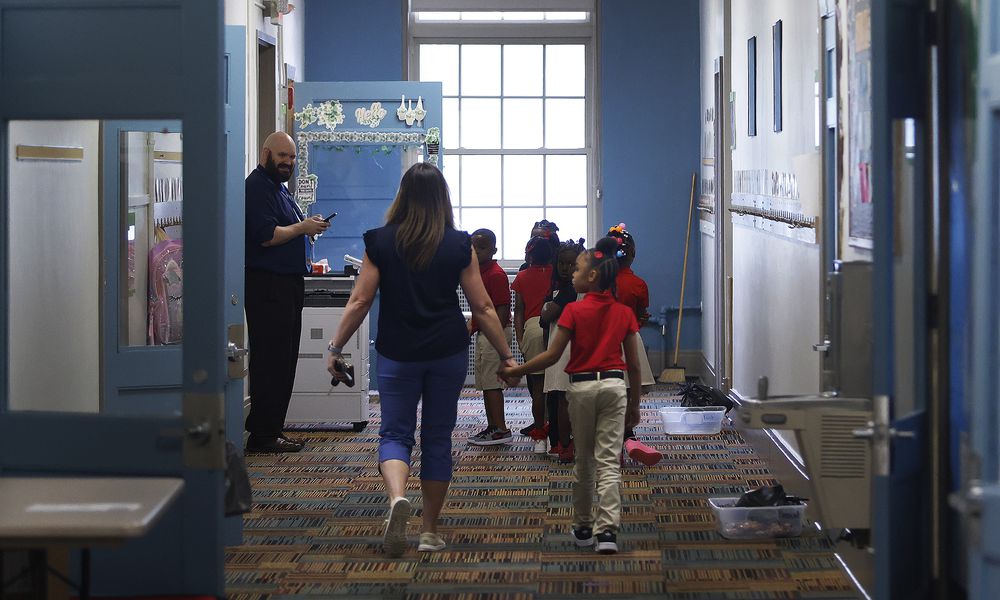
[292,81,442,384]
[0,1,234,595]
[869,1,933,597]
[966,0,1000,595]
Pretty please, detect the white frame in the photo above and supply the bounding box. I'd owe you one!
[408,1,599,266]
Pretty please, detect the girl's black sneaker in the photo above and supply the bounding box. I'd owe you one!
[596,531,618,554]
[572,526,594,547]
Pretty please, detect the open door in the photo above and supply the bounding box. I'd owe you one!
[867,0,935,597]
[0,1,237,595]
[963,0,1000,595]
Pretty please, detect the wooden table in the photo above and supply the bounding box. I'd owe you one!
[0,477,184,599]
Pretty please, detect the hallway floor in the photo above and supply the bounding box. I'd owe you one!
[225,386,862,599]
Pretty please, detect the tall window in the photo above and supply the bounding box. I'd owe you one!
[410,3,595,262]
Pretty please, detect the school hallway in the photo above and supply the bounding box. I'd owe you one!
[225,386,862,599]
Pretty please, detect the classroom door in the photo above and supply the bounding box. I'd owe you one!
[0,1,234,595]
[964,0,1000,595]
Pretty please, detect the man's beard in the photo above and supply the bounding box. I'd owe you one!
[265,155,293,182]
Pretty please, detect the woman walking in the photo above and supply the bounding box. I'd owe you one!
[327,162,516,557]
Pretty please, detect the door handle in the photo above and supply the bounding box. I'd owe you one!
[851,423,916,440]
[226,341,247,361]
[813,340,831,352]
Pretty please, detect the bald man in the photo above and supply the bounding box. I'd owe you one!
[244,132,329,453]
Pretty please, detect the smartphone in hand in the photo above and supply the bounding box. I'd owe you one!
[323,212,338,222]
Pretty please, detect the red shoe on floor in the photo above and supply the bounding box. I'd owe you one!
[548,442,562,457]
[624,438,662,466]
[528,422,549,441]
[558,441,575,464]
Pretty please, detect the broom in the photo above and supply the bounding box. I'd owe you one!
[660,172,697,384]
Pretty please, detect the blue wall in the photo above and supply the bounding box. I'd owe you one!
[600,0,702,352]
[302,0,703,366]
[305,0,403,81]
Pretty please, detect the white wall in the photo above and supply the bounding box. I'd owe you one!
[226,0,306,173]
[727,0,822,400]
[8,121,101,413]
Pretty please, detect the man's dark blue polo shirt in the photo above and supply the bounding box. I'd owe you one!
[245,165,309,274]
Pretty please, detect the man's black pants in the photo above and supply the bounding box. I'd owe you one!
[245,269,304,438]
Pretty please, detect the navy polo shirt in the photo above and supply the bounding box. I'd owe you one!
[364,225,472,361]
[245,165,309,274]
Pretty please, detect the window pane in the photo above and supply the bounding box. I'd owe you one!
[545,155,587,206]
[415,11,460,21]
[545,98,585,148]
[503,99,543,149]
[461,98,501,148]
[545,207,587,242]
[460,155,501,206]
[442,157,460,206]
[504,155,543,206]
[461,45,501,96]
[461,12,503,21]
[504,45,543,96]
[443,97,459,150]
[504,12,541,21]
[461,208,501,239]
[420,45,459,96]
[546,12,589,21]
[503,208,546,261]
[546,45,585,96]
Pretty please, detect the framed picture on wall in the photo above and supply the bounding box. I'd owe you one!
[773,20,783,132]
[748,36,757,137]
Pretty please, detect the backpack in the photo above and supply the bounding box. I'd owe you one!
[678,382,734,413]
[148,239,183,345]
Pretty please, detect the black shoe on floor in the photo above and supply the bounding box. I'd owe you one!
[279,433,305,447]
[246,436,303,453]
[572,526,594,547]
[596,531,618,554]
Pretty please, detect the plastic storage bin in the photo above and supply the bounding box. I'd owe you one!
[708,497,806,539]
[659,406,726,435]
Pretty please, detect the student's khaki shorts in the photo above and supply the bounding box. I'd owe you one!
[520,316,545,375]
[475,326,513,390]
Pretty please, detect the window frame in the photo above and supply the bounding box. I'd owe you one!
[407,3,600,267]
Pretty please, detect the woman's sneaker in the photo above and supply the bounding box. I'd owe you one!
[534,438,548,454]
[558,441,575,464]
[468,427,513,446]
[417,532,447,552]
[383,497,411,557]
[572,526,594,547]
[595,531,618,554]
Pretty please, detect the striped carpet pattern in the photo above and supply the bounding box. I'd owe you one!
[226,386,861,599]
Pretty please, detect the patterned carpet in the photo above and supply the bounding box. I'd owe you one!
[226,386,862,599]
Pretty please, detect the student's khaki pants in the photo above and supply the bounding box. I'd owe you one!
[566,377,627,534]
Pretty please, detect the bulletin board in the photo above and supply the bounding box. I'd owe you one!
[848,0,874,246]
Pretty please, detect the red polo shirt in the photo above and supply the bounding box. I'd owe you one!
[558,290,639,373]
[616,267,650,321]
[511,265,552,319]
[471,259,510,333]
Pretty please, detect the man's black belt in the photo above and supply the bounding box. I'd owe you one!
[569,370,625,382]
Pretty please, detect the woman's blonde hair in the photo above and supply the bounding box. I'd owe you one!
[385,162,455,271]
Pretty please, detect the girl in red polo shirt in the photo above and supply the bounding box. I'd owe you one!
[511,235,554,453]
[501,237,641,554]
[607,224,661,467]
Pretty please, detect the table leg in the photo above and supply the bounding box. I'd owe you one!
[79,550,89,600]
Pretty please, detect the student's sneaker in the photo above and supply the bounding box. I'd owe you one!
[383,497,411,558]
[534,438,548,454]
[572,526,594,547]
[468,428,513,446]
[521,422,549,440]
[417,532,447,552]
[558,441,575,464]
[625,438,663,466]
[595,531,618,554]
[548,442,562,458]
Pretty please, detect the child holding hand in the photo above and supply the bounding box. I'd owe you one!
[501,237,642,554]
